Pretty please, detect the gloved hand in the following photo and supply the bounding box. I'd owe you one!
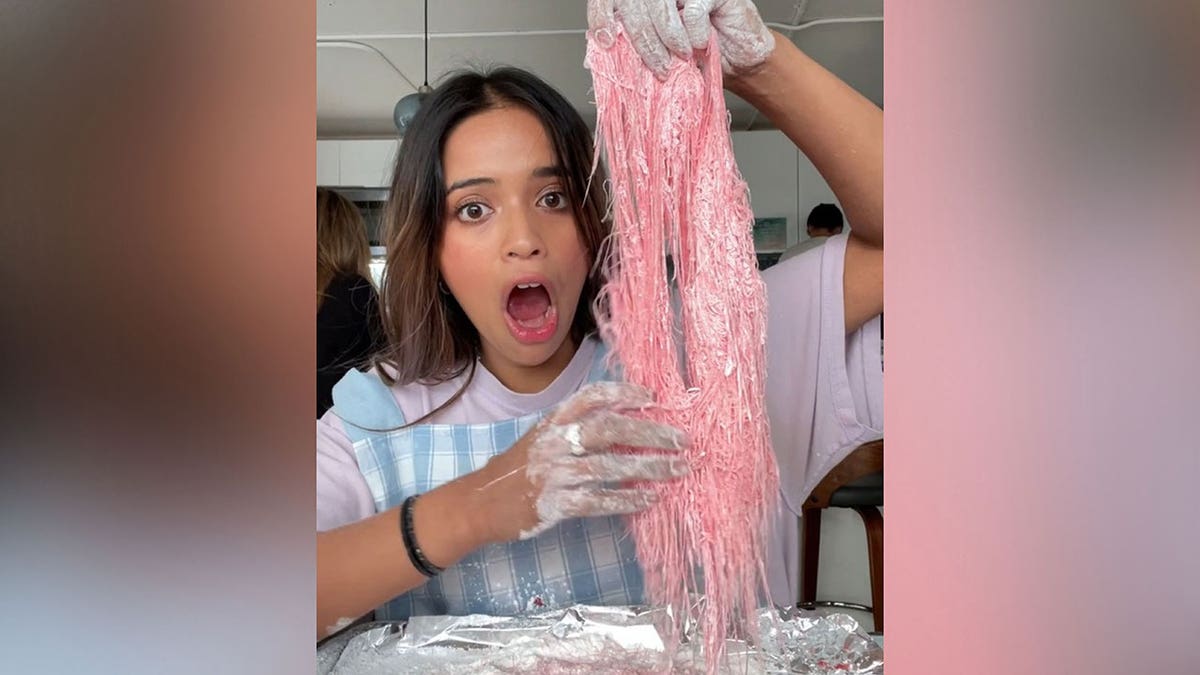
[588,0,690,78]
[588,0,774,77]
[680,0,774,76]
[475,381,690,541]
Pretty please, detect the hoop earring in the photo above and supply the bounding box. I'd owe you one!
[438,280,450,295]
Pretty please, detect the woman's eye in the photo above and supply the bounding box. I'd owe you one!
[538,191,568,210]
[456,202,493,222]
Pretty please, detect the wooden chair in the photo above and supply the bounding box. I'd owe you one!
[800,438,883,632]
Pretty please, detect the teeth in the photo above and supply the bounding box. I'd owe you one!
[516,282,542,289]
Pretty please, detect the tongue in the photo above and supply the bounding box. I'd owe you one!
[507,286,551,321]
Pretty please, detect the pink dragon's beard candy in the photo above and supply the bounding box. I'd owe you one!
[587,26,779,675]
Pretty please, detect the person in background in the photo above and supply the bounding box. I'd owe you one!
[778,202,844,262]
[317,187,383,418]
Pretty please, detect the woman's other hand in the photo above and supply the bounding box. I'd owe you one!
[475,381,690,541]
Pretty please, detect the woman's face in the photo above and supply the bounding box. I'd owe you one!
[437,105,589,392]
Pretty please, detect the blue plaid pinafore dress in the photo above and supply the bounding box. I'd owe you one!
[330,345,645,620]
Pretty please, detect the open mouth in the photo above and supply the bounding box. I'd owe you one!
[504,279,558,344]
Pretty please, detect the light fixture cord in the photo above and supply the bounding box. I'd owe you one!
[422,0,429,87]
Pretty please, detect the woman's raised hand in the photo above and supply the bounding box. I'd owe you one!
[587,0,774,78]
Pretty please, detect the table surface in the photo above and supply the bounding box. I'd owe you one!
[317,621,883,674]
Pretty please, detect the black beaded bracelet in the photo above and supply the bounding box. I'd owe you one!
[400,494,444,578]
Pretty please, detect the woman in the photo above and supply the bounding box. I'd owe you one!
[316,0,882,639]
[317,187,383,417]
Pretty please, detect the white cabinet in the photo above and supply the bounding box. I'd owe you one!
[316,139,400,187]
[316,141,340,185]
[339,140,399,188]
[732,131,800,248]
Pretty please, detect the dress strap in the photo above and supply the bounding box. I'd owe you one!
[330,369,408,445]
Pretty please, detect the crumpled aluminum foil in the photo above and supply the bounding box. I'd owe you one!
[758,607,884,674]
[323,603,882,674]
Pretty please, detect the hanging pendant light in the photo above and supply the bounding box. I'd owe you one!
[393,0,431,135]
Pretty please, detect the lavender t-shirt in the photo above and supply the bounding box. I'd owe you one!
[316,233,883,606]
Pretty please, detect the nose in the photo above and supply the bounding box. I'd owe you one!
[503,206,545,260]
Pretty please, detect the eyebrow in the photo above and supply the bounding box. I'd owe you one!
[446,177,493,193]
[532,165,564,179]
[446,165,564,194]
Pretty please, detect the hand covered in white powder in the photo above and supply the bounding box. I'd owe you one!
[474,381,690,541]
[588,0,690,78]
[587,0,774,77]
[680,0,774,76]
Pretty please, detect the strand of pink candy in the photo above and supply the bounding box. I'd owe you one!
[586,26,779,675]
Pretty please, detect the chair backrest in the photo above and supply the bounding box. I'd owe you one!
[803,439,883,510]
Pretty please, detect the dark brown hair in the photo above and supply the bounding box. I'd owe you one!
[374,67,609,417]
[806,202,844,233]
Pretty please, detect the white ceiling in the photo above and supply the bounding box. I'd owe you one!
[317,0,882,138]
